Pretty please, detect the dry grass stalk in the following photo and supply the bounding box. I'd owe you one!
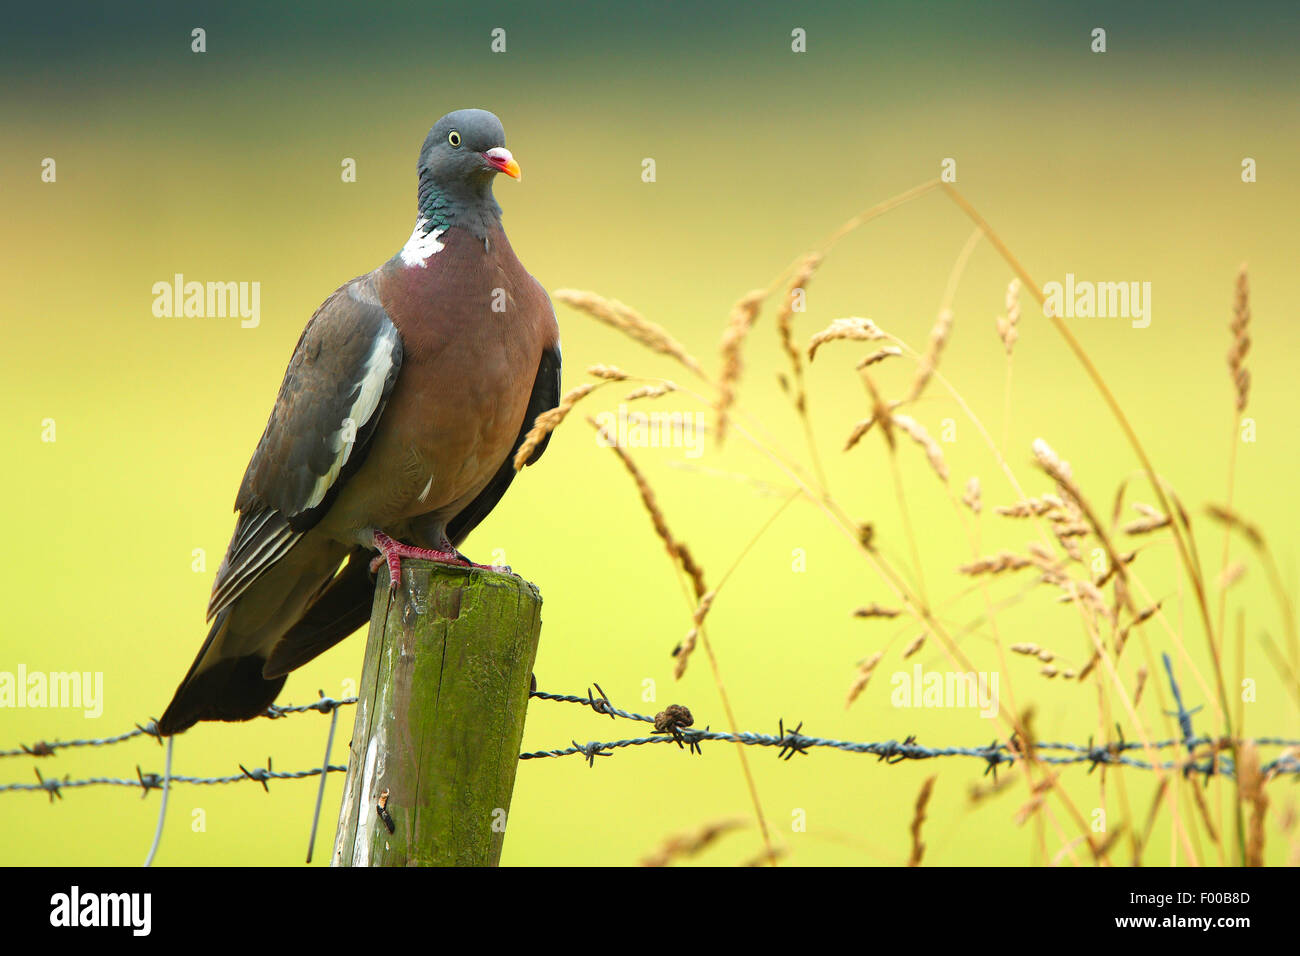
[1055,579,1114,625]
[625,382,677,400]
[675,590,717,679]
[513,383,595,469]
[586,417,707,600]
[907,776,937,866]
[845,651,885,708]
[1238,741,1268,866]
[959,551,1032,576]
[903,632,927,658]
[554,289,705,376]
[1133,665,1149,707]
[586,364,629,380]
[859,372,896,450]
[853,603,902,619]
[968,775,1015,804]
[856,346,903,369]
[892,414,949,483]
[640,817,746,867]
[775,253,824,412]
[962,476,982,514]
[1229,264,1251,414]
[807,317,885,361]
[716,288,767,442]
[1014,775,1058,826]
[1217,561,1246,589]
[1095,550,1136,588]
[1031,438,1075,486]
[1123,502,1171,536]
[906,308,953,402]
[996,278,1021,355]
[995,494,1063,518]
[1077,651,1099,682]
[1205,504,1264,549]
[843,414,877,452]
[742,846,788,867]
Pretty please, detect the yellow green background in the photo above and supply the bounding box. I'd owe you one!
[2,1,1297,866]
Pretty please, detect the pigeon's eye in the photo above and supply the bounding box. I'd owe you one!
[447,130,462,148]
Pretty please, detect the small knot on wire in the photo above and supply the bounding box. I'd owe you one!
[239,758,274,792]
[585,683,617,720]
[137,720,164,744]
[306,690,344,715]
[136,766,164,798]
[573,740,612,767]
[21,741,55,758]
[33,767,63,802]
[678,728,707,756]
[879,734,920,765]
[776,718,810,761]
[1085,736,1114,774]
[981,739,1007,779]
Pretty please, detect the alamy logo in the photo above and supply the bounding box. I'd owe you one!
[49,886,151,936]
[594,404,705,458]
[152,273,260,328]
[1043,273,1151,328]
[890,664,999,718]
[0,665,103,717]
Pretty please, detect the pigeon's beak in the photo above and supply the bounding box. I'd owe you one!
[483,147,521,180]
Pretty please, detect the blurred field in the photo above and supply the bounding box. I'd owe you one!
[1,1,1297,866]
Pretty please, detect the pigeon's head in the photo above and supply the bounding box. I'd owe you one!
[418,109,520,191]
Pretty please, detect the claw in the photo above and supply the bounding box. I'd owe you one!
[372,531,469,590]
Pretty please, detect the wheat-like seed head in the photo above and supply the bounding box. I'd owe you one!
[554,289,705,376]
[624,382,678,401]
[775,253,824,372]
[892,414,949,483]
[640,817,747,867]
[1228,264,1251,414]
[853,603,902,619]
[513,382,596,469]
[716,288,768,443]
[996,277,1022,355]
[907,308,953,402]
[959,551,1032,575]
[845,651,884,708]
[807,317,885,361]
[856,345,903,369]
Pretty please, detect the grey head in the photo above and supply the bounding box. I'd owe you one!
[415,109,520,238]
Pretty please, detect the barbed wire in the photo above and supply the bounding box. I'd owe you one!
[2,662,1297,801]
[523,684,1300,779]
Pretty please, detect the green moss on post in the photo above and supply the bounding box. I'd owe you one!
[332,561,542,867]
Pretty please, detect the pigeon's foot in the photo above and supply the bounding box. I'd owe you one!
[370,531,468,590]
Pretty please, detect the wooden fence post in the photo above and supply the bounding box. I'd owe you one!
[332,560,543,866]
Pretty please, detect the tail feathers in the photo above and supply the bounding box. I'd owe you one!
[158,545,375,735]
[264,546,375,677]
[157,613,287,735]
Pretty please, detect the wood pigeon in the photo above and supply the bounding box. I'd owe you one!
[158,109,561,735]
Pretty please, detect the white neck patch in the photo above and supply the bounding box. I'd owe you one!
[400,217,446,268]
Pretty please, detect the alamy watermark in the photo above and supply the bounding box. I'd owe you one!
[152,273,260,328]
[890,664,998,718]
[1043,273,1151,328]
[0,665,103,718]
[594,404,705,458]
